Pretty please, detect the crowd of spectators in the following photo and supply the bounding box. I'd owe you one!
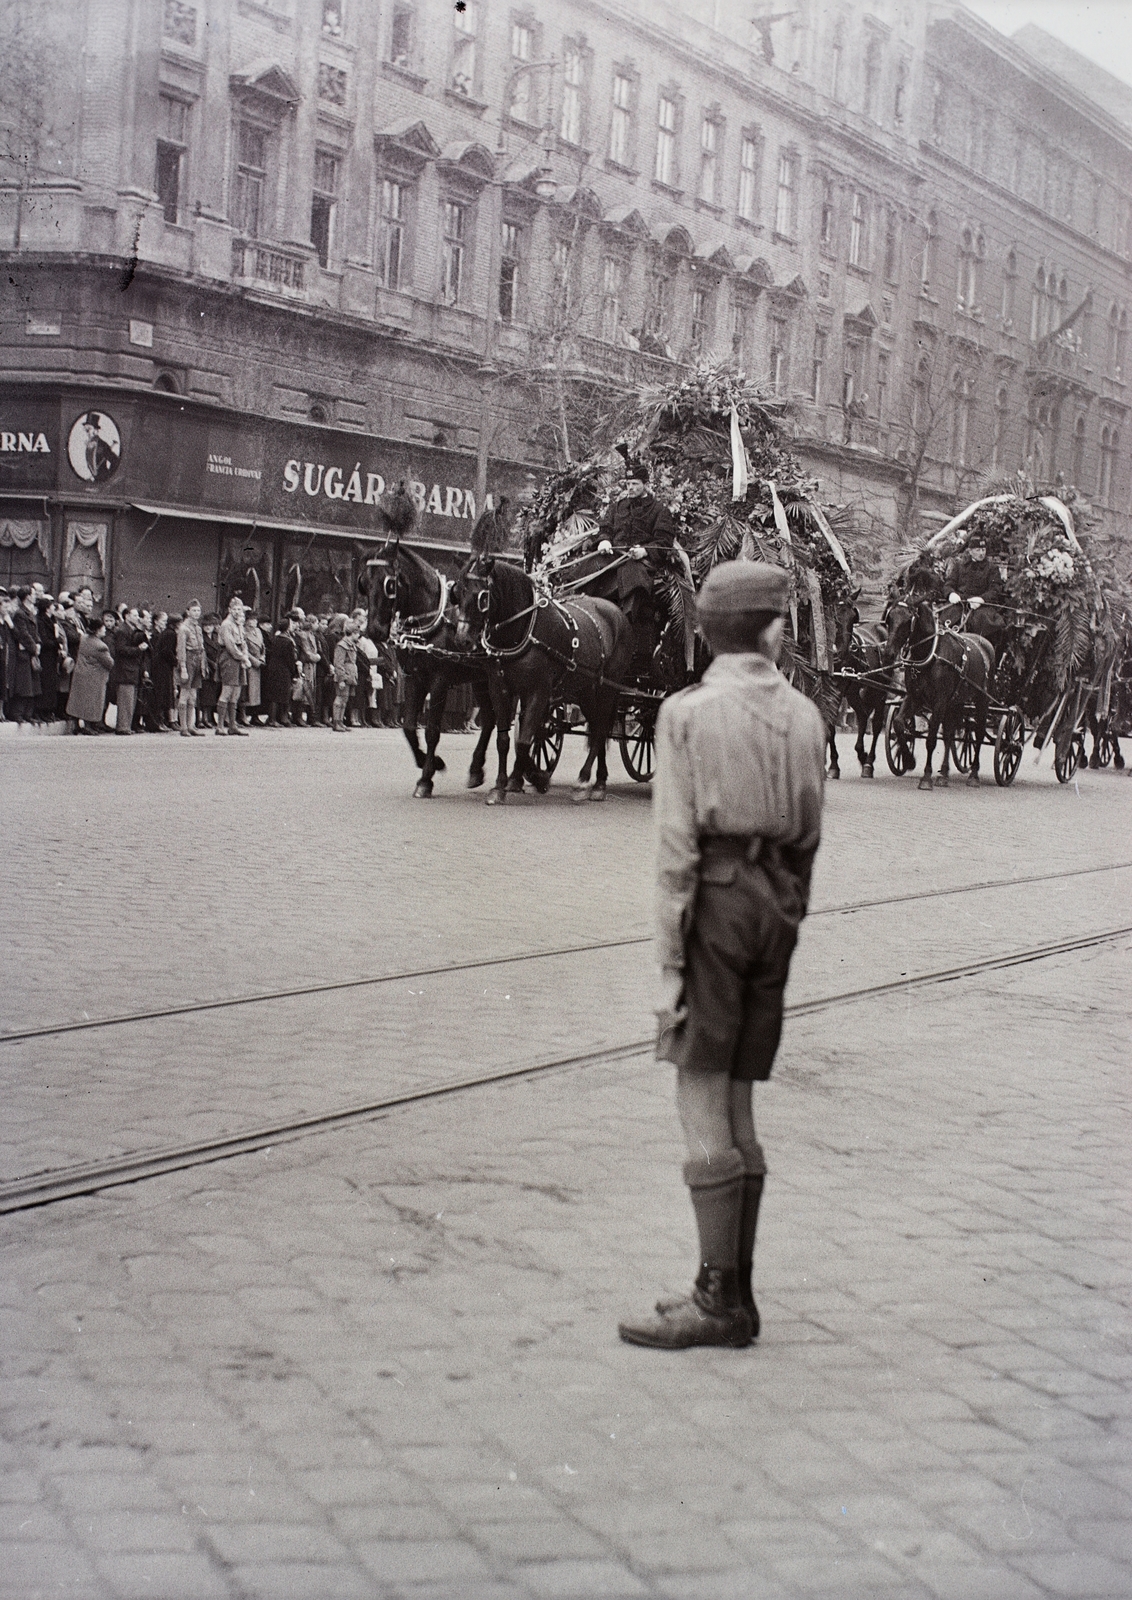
[0,584,404,735]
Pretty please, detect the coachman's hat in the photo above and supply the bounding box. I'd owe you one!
[697,560,789,619]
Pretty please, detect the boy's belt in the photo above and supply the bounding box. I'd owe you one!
[700,834,764,865]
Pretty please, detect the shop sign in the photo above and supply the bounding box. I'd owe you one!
[0,401,58,491]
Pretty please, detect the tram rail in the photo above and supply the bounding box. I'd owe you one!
[2,920,1128,1217]
[1,859,1128,1049]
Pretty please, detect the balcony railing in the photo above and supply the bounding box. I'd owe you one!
[232,239,307,292]
[573,335,679,387]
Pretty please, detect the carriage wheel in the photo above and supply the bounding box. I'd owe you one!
[993,706,1025,787]
[1096,726,1114,768]
[619,707,657,782]
[529,720,565,781]
[884,704,916,775]
[1054,730,1086,784]
[948,706,981,775]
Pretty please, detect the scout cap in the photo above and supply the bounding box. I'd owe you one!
[697,561,789,619]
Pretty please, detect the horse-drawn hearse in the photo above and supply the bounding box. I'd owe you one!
[877,490,1128,788]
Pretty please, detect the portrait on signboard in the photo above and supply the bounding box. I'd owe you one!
[66,411,122,484]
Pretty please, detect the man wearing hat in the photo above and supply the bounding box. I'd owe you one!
[619,561,826,1350]
[594,454,677,672]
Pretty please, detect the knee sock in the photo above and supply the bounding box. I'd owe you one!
[683,1150,744,1301]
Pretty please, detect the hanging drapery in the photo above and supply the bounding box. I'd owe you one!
[0,519,50,561]
[65,520,108,569]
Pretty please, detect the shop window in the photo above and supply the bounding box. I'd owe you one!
[310,150,338,269]
[379,178,408,290]
[0,518,52,592]
[441,200,466,305]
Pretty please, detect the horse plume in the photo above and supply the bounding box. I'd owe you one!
[379,482,418,538]
[471,496,509,556]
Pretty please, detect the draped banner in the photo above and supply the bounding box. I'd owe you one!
[65,520,108,569]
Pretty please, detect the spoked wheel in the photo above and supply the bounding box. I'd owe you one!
[884,704,916,775]
[1054,729,1087,784]
[948,706,981,774]
[1095,726,1114,768]
[529,719,565,781]
[619,706,658,782]
[993,706,1025,787]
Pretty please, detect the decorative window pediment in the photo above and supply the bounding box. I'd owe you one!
[845,301,878,331]
[736,255,773,287]
[229,60,301,114]
[375,117,441,174]
[437,140,495,192]
[775,273,808,300]
[601,206,650,241]
[660,223,694,257]
[697,240,735,272]
[559,186,603,221]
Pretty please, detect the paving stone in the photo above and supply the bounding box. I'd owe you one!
[513,1559,652,1597]
[354,1537,493,1582]
[92,1549,232,1598]
[225,1561,375,1599]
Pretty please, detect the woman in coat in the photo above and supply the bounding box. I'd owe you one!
[152,612,180,727]
[263,616,301,726]
[65,618,114,733]
[34,595,64,720]
[8,590,42,725]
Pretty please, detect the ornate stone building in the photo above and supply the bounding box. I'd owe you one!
[0,0,1128,608]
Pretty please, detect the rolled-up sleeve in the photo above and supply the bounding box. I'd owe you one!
[653,700,700,972]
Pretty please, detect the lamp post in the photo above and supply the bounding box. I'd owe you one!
[474,63,558,512]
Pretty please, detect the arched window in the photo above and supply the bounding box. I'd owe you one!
[153,372,179,394]
[920,209,938,292]
[863,39,881,119]
[1072,415,1086,485]
[950,369,972,465]
[1001,248,1017,327]
[1031,267,1046,343]
[957,227,983,313]
[1099,426,1116,501]
[912,354,931,436]
[992,385,1009,469]
[308,402,328,424]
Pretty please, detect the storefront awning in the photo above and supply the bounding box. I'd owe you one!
[131,503,473,557]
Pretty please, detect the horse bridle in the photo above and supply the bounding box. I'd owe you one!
[367,549,449,644]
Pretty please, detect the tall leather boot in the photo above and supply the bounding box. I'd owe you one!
[228,699,248,736]
[619,1150,751,1349]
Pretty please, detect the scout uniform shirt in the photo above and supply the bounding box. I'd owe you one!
[653,652,827,973]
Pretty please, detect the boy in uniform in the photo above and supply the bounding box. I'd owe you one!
[619,561,826,1350]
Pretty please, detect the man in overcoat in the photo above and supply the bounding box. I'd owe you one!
[619,562,826,1350]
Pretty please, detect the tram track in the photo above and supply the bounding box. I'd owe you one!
[1,859,1128,1049]
[2,920,1128,1217]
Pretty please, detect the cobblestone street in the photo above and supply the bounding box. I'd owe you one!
[1,727,1129,1600]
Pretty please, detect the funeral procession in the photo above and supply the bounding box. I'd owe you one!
[1,0,1130,1597]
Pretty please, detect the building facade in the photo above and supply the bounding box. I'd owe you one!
[0,0,1129,611]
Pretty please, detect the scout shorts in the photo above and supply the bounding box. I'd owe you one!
[657,846,800,1082]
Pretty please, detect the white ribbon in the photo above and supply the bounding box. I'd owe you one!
[729,404,749,503]
[807,500,853,576]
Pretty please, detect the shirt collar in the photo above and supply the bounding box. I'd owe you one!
[702,652,782,687]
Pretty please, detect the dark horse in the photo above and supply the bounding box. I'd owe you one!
[456,556,633,805]
[884,599,993,790]
[360,540,496,799]
[832,599,891,778]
